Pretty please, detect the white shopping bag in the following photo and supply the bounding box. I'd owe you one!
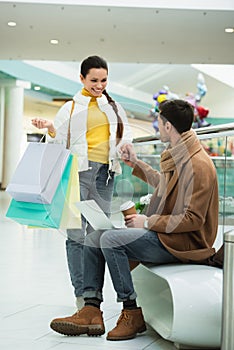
[6,142,70,204]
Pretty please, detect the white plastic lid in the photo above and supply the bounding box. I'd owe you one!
[120,200,135,211]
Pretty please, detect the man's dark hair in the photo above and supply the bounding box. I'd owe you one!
[159,99,194,134]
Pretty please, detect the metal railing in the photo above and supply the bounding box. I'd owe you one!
[222,230,234,350]
[133,122,234,144]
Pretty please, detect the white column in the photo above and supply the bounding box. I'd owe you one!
[1,83,25,189]
[0,87,5,184]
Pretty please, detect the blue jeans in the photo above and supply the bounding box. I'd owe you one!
[66,161,114,297]
[83,228,179,302]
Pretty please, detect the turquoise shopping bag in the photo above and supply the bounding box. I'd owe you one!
[6,154,72,228]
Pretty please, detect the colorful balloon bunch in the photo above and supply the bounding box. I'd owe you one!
[151,74,210,132]
[150,86,178,132]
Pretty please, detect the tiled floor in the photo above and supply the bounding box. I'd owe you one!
[0,190,223,350]
[0,190,180,350]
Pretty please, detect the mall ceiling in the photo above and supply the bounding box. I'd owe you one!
[0,1,234,122]
[0,2,233,64]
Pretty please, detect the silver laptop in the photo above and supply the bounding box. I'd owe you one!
[76,200,124,230]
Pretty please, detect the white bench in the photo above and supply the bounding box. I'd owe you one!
[132,263,222,349]
[131,227,229,349]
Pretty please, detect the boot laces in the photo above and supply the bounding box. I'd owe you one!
[117,310,130,325]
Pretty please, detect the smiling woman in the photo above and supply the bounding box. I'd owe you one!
[80,69,107,97]
[31,54,133,312]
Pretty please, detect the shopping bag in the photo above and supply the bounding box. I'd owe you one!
[60,154,81,229]
[6,142,70,204]
[6,155,72,228]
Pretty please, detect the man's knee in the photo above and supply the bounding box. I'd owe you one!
[100,230,118,249]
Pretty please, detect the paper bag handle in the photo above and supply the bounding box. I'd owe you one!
[66,100,75,149]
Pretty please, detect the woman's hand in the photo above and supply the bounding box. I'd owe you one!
[31,118,55,134]
[124,214,147,228]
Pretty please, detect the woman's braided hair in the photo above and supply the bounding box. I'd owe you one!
[102,90,124,145]
[80,55,124,145]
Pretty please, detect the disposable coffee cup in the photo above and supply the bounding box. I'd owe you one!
[120,201,136,217]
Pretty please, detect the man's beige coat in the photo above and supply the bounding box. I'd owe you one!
[133,130,219,263]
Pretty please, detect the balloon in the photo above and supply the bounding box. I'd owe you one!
[196,73,207,101]
[196,105,209,119]
[157,94,167,103]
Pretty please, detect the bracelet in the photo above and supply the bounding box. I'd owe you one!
[48,130,56,138]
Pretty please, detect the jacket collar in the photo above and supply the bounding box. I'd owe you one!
[73,90,109,107]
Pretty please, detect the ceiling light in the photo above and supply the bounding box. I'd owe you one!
[34,86,41,91]
[7,21,16,27]
[50,39,59,44]
[225,27,234,33]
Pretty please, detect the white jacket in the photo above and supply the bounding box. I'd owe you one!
[49,91,132,174]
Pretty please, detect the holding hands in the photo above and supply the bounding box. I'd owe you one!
[120,143,147,228]
[120,143,138,168]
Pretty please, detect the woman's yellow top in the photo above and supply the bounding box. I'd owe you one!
[82,88,110,164]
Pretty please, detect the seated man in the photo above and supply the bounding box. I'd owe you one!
[50,99,219,341]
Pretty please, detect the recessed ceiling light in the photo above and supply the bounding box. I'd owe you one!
[34,86,41,91]
[7,21,16,27]
[50,39,59,44]
[225,27,234,33]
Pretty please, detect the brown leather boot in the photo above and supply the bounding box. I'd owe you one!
[107,307,146,341]
[50,305,105,336]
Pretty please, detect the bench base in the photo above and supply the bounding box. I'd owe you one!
[132,263,222,349]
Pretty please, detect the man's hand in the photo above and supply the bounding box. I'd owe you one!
[124,214,147,228]
[120,143,138,168]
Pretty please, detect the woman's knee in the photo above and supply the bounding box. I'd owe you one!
[84,230,103,248]
[66,229,85,244]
